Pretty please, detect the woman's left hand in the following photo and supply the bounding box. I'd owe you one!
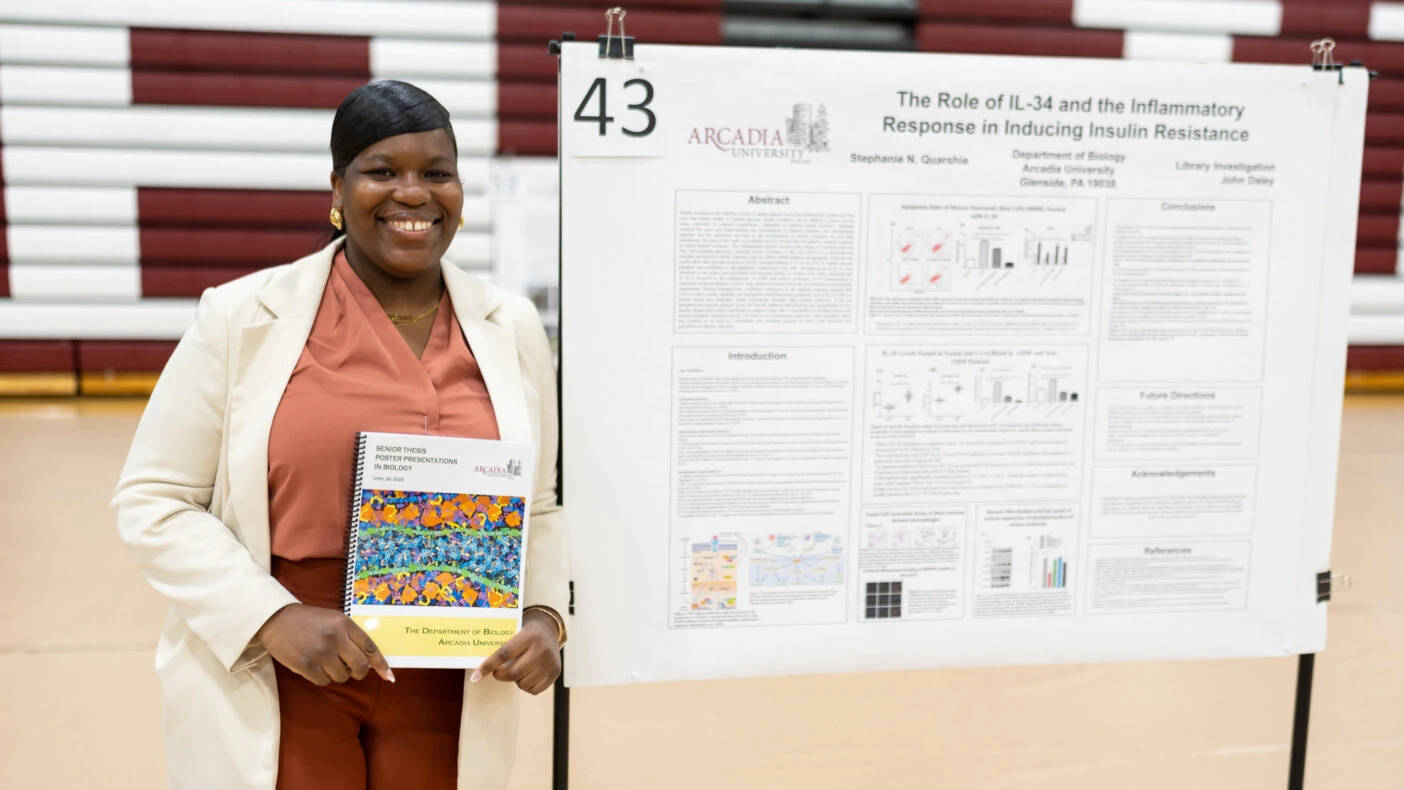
[470,609,561,694]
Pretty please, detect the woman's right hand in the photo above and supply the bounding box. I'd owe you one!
[256,604,394,686]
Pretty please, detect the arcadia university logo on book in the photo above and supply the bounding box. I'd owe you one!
[476,459,524,480]
[687,102,831,161]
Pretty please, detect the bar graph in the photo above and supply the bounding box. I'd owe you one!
[1029,371,1079,404]
[978,532,1073,594]
[1030,241,1072,266]
[1040,556,1069,589]
[963,237,1013,270]
[1025,225,1089,267]
[975,374,1023,405]
[1038,244,1065,265]
[1033,534,1069,590]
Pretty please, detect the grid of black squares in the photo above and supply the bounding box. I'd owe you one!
[865,581,902,619]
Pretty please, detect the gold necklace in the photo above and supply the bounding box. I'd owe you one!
[386,304,440,326]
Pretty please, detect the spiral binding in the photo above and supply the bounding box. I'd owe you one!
[343,432,370,615]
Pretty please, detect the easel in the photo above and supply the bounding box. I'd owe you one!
[546,13,628,788]
[542,25,1360,790]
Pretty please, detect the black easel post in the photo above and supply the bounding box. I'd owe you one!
[1287,653,1315,789]
[548,19,633,786]
[549,31,576,790]
[552,665,570,790]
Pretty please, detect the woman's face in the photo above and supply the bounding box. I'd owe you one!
[331,128,463,279]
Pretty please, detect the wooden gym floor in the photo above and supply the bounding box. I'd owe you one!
[1,396,1400,789]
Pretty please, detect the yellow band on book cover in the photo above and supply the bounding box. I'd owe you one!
[352,614,515,658]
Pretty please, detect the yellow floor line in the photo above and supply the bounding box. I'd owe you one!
[79,373,163,397]
[1345,372,1404,393]
[1,372,1402,399]
[0,373,78,397]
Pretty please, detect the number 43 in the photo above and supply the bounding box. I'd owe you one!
[574,77,656,137]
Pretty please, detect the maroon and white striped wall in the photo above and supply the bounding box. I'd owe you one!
[0,0,1400,391]
[911,0,1404,362]
[0,0,730,391]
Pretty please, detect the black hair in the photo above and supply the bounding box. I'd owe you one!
[327,80,458,240]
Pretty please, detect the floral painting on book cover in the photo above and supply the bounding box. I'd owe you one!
[352,490,522,608]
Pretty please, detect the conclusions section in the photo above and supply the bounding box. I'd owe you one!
[675,190,860,334]
[669,347,855,628]
[1100,199,1271,382]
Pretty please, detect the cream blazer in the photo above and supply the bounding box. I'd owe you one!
[112,240,569,790]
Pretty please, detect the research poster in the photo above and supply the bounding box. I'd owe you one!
[559,44,1365,686]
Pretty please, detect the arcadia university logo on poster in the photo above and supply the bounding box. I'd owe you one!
[688,103,831,161]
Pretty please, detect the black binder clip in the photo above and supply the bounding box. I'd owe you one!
[598,7,634,60]
[1311,38,1344,84]
[1316,570,1352,603]
[1348,60,1381,81]
[547,32,575,57]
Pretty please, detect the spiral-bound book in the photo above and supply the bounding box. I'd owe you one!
[345,431,535,669]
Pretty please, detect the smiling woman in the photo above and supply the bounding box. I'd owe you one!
[329,82,467,356]
[111,79,569,790]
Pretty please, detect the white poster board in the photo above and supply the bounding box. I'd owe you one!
[558,43,1366,687]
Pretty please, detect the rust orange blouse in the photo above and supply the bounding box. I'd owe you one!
[267,250,500,561]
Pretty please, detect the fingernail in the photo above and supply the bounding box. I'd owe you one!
[470,670,482,683]
[386,668,396,684]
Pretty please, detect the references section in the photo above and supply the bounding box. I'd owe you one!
[1087,542,1251,613]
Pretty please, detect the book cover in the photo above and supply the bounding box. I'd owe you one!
[346,432,535,669]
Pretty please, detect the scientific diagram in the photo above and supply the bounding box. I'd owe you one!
[879,197,1095,294]
[864,524,959,550]
[972,505,1077,618]
[750,532,845,586]
[869,346,1086,421]
[858,507,967,621]
[890,227,955,292]
[980,532,1069,591]
[866,195,1097,335]
[687,534,740,610]
[672,530,849,628]
[862,346,1089,504]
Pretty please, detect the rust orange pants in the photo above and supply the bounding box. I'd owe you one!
[272,558,465,790]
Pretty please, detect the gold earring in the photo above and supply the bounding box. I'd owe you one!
[329,207,343,230]
[458,215,465,230]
